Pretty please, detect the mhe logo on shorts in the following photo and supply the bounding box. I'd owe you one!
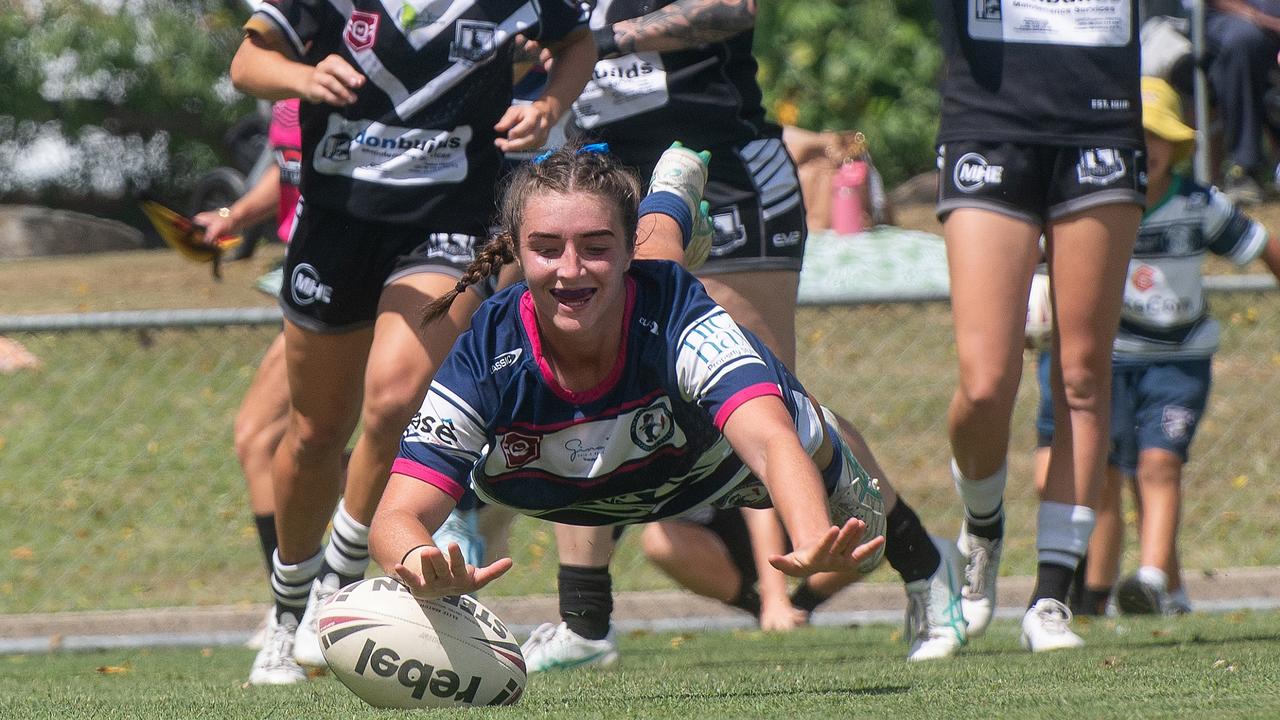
[345,10,379,52]
[953,152,1003,193]
[490,348,522,374]
[450,20,497,64]
[498,431,540,468]
[291,263,333,305]
[1077,148,1127,186]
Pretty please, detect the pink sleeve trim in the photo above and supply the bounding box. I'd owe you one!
[713,383,783,430]
[390,458,466,502]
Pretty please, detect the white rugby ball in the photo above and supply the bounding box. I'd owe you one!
[317,578,525,709]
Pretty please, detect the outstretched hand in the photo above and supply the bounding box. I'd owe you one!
[767,517,885,577]
[393,543,513,599]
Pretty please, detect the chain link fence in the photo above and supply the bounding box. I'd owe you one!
[2,287,1278,616]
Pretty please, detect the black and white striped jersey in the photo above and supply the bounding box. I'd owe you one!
[247,0,588,227]
[569,0,775,167]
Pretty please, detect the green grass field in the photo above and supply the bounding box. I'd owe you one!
[3,613,1279,719]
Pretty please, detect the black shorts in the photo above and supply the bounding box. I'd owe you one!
[677,506,759,586]
[632,137,807,274]
[281,202,486,333]
[936,141,1146,226]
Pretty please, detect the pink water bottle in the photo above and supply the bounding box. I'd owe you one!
[831,159,868,235]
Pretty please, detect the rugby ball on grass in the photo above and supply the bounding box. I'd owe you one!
[317,577,525,708]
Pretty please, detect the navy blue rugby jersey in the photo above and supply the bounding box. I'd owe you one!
[393,260,828,526]
[246,0,588,227]
[567,0,776,167]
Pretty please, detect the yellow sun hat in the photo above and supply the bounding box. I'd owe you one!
[1141,76,1196,160]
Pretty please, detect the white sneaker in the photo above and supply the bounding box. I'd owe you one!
[248,612,307,685]
[434,508,486,567]
[1115,573,1168,615]
[956,522,1003,637]
[520,622,618,672]
[648,141,713,271]
[294,574,341,667]
[1020,598,1085,652]
[1166,586,1192,615]
[244,605,273,650]
[904,536,967,661]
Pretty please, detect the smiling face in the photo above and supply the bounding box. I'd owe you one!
[519,190,632,348]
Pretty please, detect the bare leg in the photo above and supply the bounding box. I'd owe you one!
[235,332,289,518]
[341,274,482,525]
[1084,466,1125,592]
[640,521,740,603]
[1134,449,1183,585]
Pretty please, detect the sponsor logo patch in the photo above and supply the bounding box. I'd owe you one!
[291,263,333,305]
[450,20,497,63]
[490,348,522,374]
[1077,148,1127,186]
[345,10,379,52]
[708,207,747,256]
[953,152,1003,193]
[499,431,540,468]
[630,402,675,451]
[1130,264,1156,292]
[1161,405,1196,442]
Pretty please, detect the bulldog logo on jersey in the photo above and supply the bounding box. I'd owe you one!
[630,402,675,451]
[449,20,497,64]
[345,10,379,52]
[499,431,541,468]
[1077,148,1127,186]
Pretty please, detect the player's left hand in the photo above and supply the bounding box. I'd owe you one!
[493,102,557,152]
[767,517,884,578]
[393,543,514,600]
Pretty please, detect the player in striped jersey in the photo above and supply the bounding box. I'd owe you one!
[228,0,596,685]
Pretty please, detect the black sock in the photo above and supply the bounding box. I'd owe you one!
[1078,587,1112,616]
[884,499,941,584]
[558,565,613,640]
[253,514,278,579]
[966,503,1005,542]
[728,581,762,617]
[1030,561,1078,605]
[1067,553,1089,611]
[789,583,829,614]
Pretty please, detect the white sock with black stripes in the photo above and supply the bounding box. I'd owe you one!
[322,502,370,587]
[271,548,324,623]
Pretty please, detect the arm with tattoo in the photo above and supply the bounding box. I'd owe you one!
[595,0,757,59]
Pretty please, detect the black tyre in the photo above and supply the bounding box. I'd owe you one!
[188,166,269,261]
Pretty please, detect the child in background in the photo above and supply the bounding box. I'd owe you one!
[1034,77,1280,615]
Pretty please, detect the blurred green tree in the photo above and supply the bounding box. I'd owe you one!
[755,0,942,186]
[0,0,256,219]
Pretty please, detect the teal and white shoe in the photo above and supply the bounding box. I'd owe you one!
[648,141,713,270]
[904,536,967,661]
[520,622,618,672]
[434,508,486,568]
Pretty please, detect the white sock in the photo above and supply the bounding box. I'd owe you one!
[952,459,1006,521]
[323,502,371,580]
[1036,501,1095,568]
[271,548,324,620]
[1136,565,1169,592]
